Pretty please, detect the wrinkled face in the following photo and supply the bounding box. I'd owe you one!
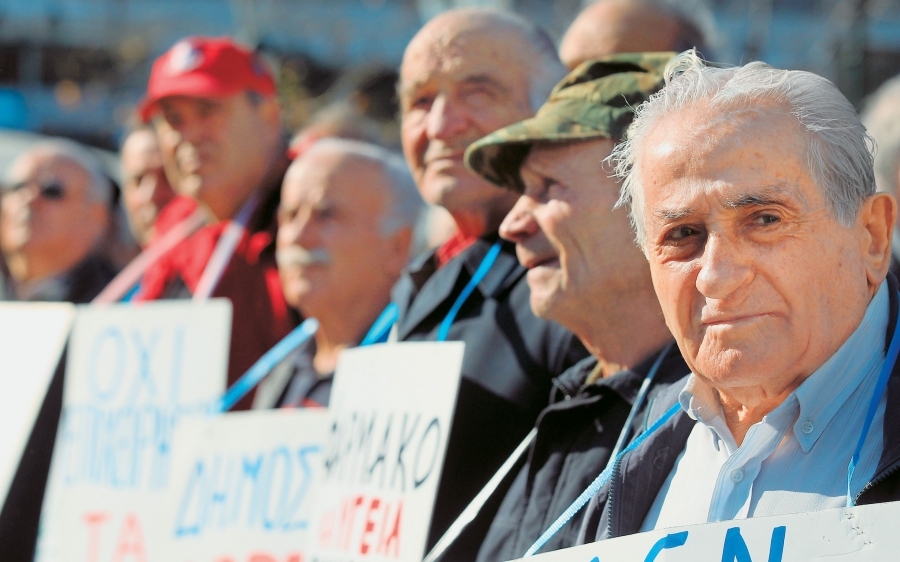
[1,151,106,276]
[276,153,402,316]
[500,139,648,328]
[156,93,277,220]
[399,23,532,218]
[121,129,177,246]
[640,102,875,394]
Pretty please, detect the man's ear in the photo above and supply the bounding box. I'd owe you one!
[860,191,897,286]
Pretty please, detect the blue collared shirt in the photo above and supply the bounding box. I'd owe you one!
[641,281,889,531]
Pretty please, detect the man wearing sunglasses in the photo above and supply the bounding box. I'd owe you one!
[1,140,118,303]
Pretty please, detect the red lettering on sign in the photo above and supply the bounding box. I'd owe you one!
[248,553,277,562]
[83,512,109,562]
[380,501,402,559]
[359,498,381,554]
[111,514,146,562]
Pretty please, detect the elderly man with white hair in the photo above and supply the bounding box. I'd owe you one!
[567,52,900,545]
[1,140,117,303]
[252,139,424,409]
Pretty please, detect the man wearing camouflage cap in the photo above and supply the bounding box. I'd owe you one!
[462,53,690,560]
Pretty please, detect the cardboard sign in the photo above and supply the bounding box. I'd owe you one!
[308,342,465,562]
[0,302,75,508]
[35,300,231,562]
[158,409,329,562]
[521,500,900,561]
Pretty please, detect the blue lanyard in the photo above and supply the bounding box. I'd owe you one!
[437,241,502,341]
[214,318,319,412]
[524,401,682,557]
[847,299,900,506]
[608,341,675,460]
[360,303,399,346]
[360,240,504,345]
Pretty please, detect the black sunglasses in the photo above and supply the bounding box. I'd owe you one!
[3,180,66,201]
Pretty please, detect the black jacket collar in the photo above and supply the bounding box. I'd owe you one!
[394,234,525,339]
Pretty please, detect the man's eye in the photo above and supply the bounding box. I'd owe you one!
[753,213,780,225]
[408,94,433,110]
[665,225,701,241]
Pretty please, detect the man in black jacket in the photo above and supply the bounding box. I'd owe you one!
[460,53,686,560]
[580,52,900,543]
[396,9,588,558]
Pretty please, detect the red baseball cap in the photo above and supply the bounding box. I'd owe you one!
[139,36,276,122]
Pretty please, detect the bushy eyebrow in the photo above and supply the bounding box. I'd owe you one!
[654,208,695,221]
[724,186,790,209]
[653,186,795,222]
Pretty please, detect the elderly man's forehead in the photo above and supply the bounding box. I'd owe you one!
[642,99,803,173]
[284,149,387,204]
[401,16,534,85]
[10,149,90,183]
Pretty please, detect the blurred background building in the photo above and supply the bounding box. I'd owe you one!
[0,0,898,153]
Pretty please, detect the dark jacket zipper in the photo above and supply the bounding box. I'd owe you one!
[605,454,623,539]
[855,457,900,504]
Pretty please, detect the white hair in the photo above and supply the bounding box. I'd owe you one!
[9,139,113,204]
[613,50,876,248]
[303,138,424,235]
[861,75,900,197]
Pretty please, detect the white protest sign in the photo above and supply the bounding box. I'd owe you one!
[308,342,465,562]
[521,500,900,561]
[158,409,329,562]
[0,302,75,508]
[36,300,231,562]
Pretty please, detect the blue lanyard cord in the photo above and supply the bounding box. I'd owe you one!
[608,341,675,461]
[360,303,399,346]
[524,401,683,557]
[214,318,319,412]
[437,241,503,342]
[359,241,503,347]
[847,299,900,506]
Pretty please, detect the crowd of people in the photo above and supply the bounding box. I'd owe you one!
[5,0,900,560]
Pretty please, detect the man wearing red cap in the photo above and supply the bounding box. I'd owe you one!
[137,36,294,409]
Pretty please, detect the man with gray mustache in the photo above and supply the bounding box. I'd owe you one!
[252,138,424,408]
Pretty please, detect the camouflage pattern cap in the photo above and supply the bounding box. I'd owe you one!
[465,52,675,192]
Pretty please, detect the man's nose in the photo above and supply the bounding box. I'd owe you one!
[288,213,318,249]
[425,95,468,140]
[695,233,753,299]
[499,195,540,244]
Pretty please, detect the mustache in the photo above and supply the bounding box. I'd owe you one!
[276,246,331,268]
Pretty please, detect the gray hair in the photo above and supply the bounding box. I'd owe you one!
[9,139,113,205]
[303,138,424,235]
[861,75,900,198]
[613,50,875,248]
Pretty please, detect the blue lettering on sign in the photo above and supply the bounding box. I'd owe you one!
[173,444,321,537]
[721,526,786,562]
[644,531,689,561]
[57,323,203,490]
